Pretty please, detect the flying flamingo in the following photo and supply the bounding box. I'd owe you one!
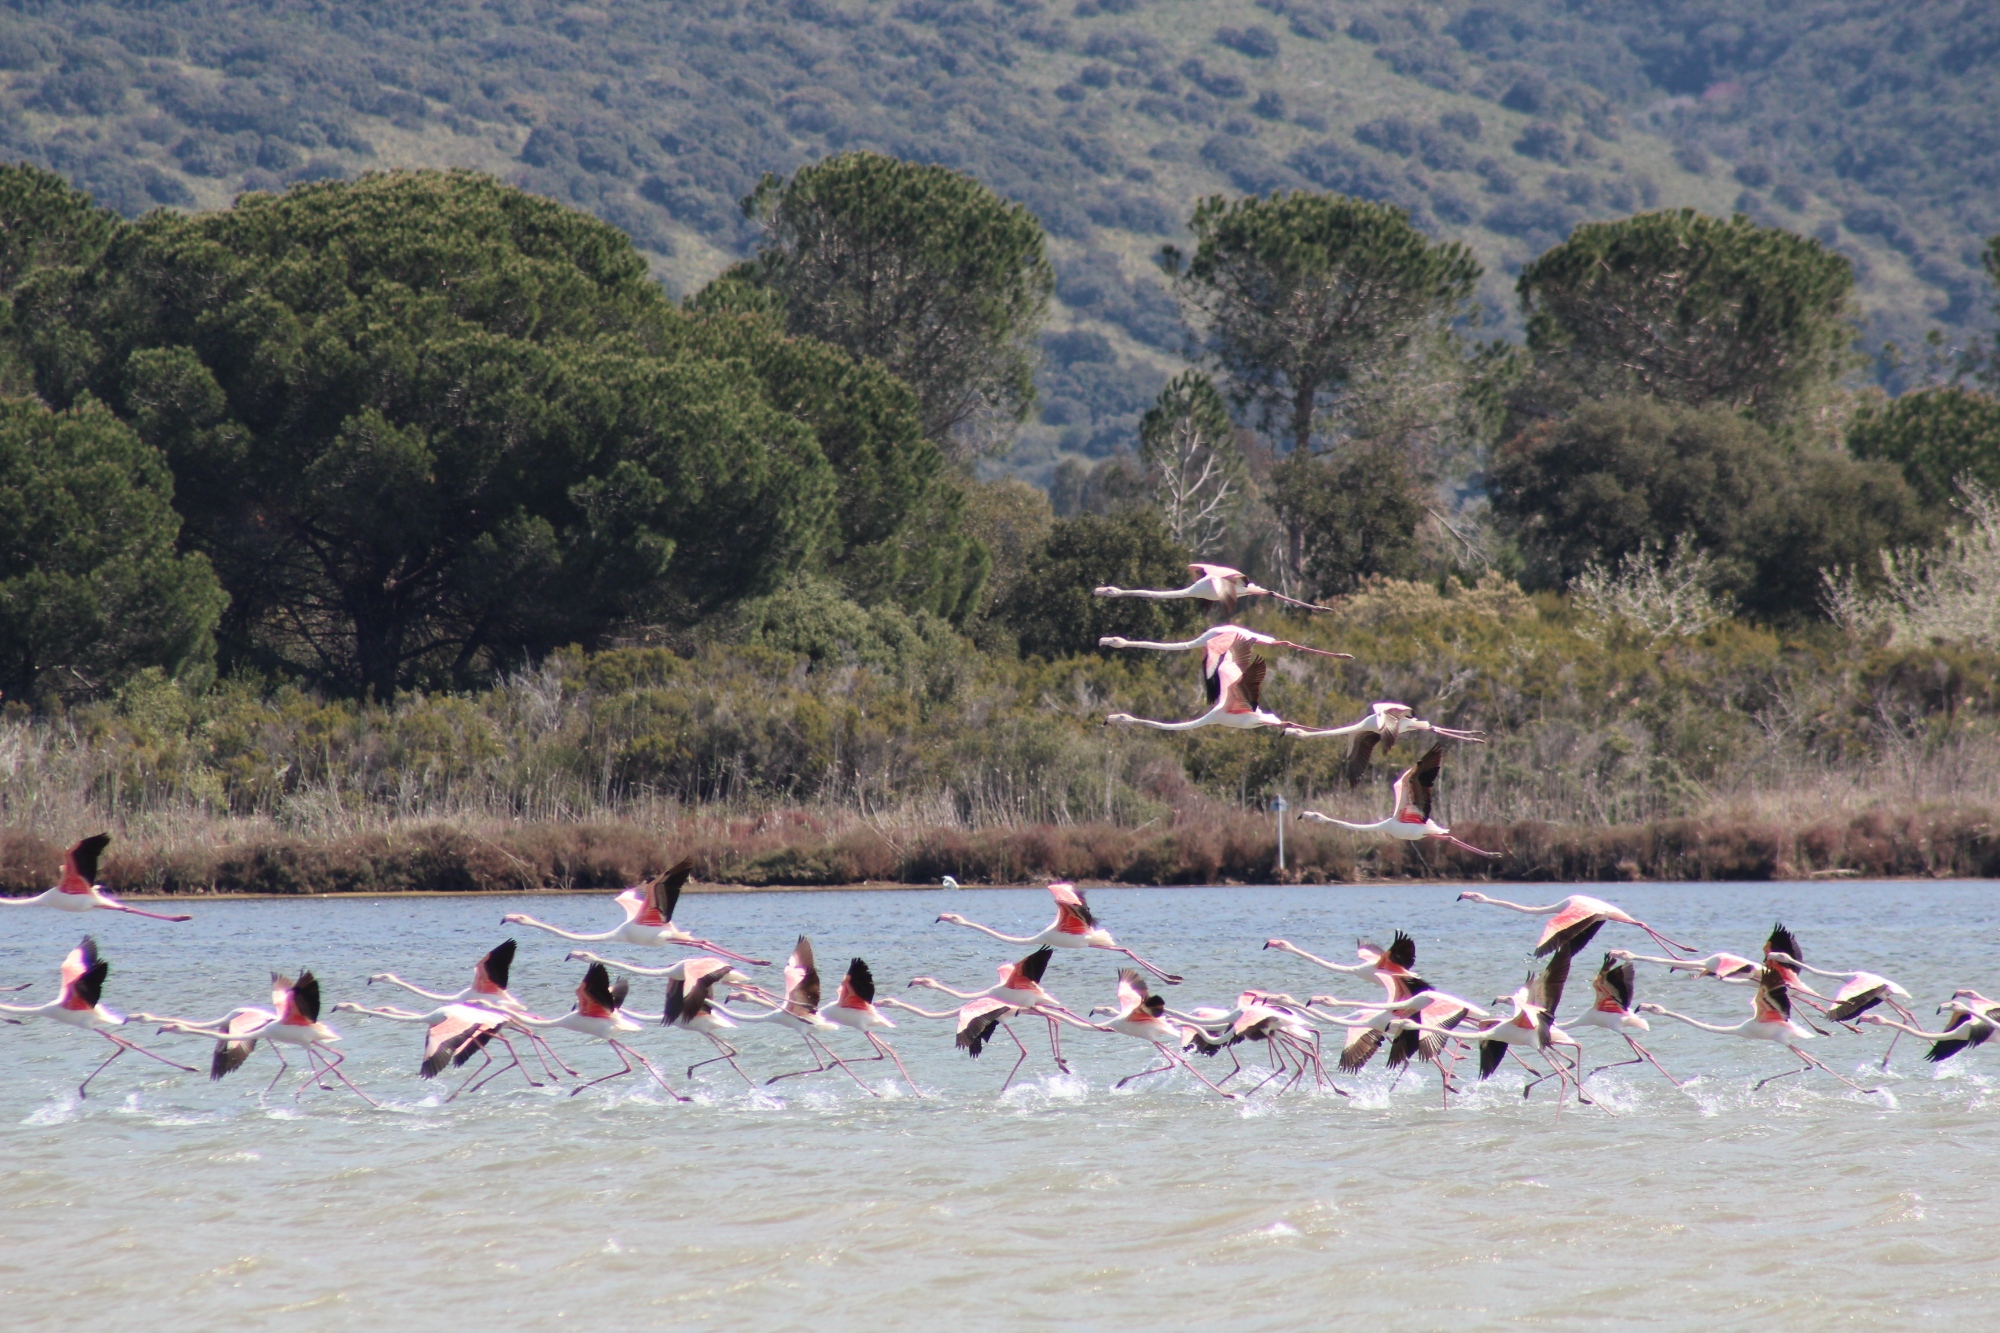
[821,958,921,1096]
[366,939,574,1079]
[1638,965,1883,1095]
[1300,744,1501,858]
[1280,702,1488,787]
[1608,947,1761,983]
[0,937,197,1097]
[936,882,1182,983]
[1763,949,1915,1058]
[723,937,879,1095]
[332,1000,541,1099]
[1455,890,1691,956]
[1475,967,1591,1109]
[1105,638,1294,733]
[145,972,376,1105]
[1180,992,1333,1096]
[1098,625,1350,659]
[1263,932,1429,1072]
[909,947,1086,1075]
[1097,969,1237,1098]
[1858,998,1997,1064]
[875,995,1048,1092]
[0,834,190,921]
[1567,953,1681,1087]
[664,962,758,1087]
[501,857,768,964]
[1094,562,1325,614]
[507,963,688,1100]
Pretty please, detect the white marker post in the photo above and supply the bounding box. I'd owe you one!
[1271,794,1287,875]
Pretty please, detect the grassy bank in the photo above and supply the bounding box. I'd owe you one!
[4,801,1992,898]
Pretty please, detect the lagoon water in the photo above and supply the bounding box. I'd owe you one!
[2,880,1997,1331]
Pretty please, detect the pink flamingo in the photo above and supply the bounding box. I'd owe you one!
[1475,968,1591,1109]
[332,1000,542,1099]
[936,882,1181,983]
[1639,965,1883,1095]
[1567,953,1681,1087]
[1094,562,1325,614]
[508,963,688,1100]
[1609,947,1762,983]
[1858,997,1997,1064]
[908,947,1088,1075]
[725,937,881,1095]
[1455,890,1691,956]
[0,937,196,1096]
[1106,638,1294,733]
[1097,970,1237,1098]
[1264,932,1430,1072]
[502,857,767,964]
[875,995,1049,1092]
[146,972,376,1105]
[664,960,758,1087]
[820,958,921,1096]
[1280,702,1488,786]
[1099,625,1350,659]
[1300,744,1502,858]
[0,835,190,921]
[366,939,574,1079]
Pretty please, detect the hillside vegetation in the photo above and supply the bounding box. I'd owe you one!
[3,0,1994,478]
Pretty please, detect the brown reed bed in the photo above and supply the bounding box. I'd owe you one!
[3,802,1991,898]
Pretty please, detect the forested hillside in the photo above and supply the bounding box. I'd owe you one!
[3,0,1993,479]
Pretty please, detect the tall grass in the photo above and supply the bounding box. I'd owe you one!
[3,575,1996,891]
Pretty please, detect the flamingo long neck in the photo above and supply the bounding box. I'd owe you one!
[1478,898,1557,914]
[1285,947,1362,973]
[0,892,51,906]
[1648,1008,1743,1035]
[0,1000,44,1014]
[1102,586,1196,601]
[951,920,1037,945]
[375,976,456,1002]
[877,999,957,1020]
[1112,713,1217,731]
[917,982,987,1000]
[511,916,613,942]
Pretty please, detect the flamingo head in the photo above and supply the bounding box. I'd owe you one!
[1765,951,1802,968]
[906,976,940,990]
[1375,702,1414,718]
[1857,1014,1888,1026]
[1636,1002,1665,1014]
[1456,892,1489,904]
[1263,939,1293,951]
[365,973,386,986]
[1098,636,1131,649]
[935,913,967,925]
[501,913,527,925]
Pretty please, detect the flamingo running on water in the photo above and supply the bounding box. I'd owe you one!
[724,937,881,1095]
[875,995,1053,1093]
[1300,744,1502,858]
[0,835,190,921]
[1105,638,1294,734]
[1475,964,1592,1110]
[1264,932,1428,1072]
[1456,890,1691,956]
[1567,953,1681,1087]
[1179,992,1334,1097]
[1638,965,1883,1095]
[501,857,768,964]
[1094,562,1326,615]
[145,971,376,1105]
[664,961,758,1088]
[1098,625,1350,660]
[507,963,688,1100]
[1096,969,1237,1099]
[1609,947,1762,983]
[366,939,575,1079]
[936,882,1182,983]
[1858,996,1998,1064]
[1279,702,1488,787]
[332,1000,541,1099]
[0,937,197,1097]
[820,958,921,1096]
[909,947,1086,1076]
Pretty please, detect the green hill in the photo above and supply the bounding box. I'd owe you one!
[4,1,1994,480]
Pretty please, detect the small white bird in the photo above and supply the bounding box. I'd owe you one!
[941,875,960,890]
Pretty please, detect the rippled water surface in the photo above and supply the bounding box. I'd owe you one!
[3,880,1998,1331]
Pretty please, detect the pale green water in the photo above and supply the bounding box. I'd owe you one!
[2,881,1995,1331]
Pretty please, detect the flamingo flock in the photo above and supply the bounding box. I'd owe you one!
[0,840,1976,1110]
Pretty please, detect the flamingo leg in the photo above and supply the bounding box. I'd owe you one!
[112,1034,199,1075]
[1093,944,1183,985]
[1170,1045,1239,1099]
[812,1034,882,1096]
[681,938,771,967]
[261,1046,292,1098]
[1115,1058,1177,1088]
[107,903,193,922]
[1042,1013,1070,1073]
[519,1029,575,1080]
[686,1034,757,1088]
[995,1022,1032,1093]
[309,1045,378,1106]
[1638,924,1696,956]
[77,1032,130,1098]
[1793,1046,1883,1095]
[447,1044,499,1100]
[866,1032,922,1097]
[569,1042,635,1096]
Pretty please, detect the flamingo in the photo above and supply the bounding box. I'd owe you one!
[145,972,376,1105]
[1300,744,1501,858]
[663,962,757,1087]
[909,947,1086,1075]
[0,834,190,921]
[1858,999,1997,1064]
[1105,638,1294,733]
[1638,965,1883,1095]
[366,939,575,1079]
[1609,947,1762,983]
[506,964,687,1100]
[724,937,879,1095]
[1094,562,1325,615]
[1098,625,1350,659]
[0,937,197,1096]
[875,995,1049,1092]
[1568,953,1681,1087]
[1264,932,1429,1072]
[1475,966,1591,1108]
[1764,950,1914,1053]
[331,1001,542,1099]
[821,958,921,1096]
[1180,992,1333,1096]
[1279,702,1488,787]
[1096,970,1236,1098]
[501,857,768,964]
[936,882,1182,983]
[1455,890,1691,956]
